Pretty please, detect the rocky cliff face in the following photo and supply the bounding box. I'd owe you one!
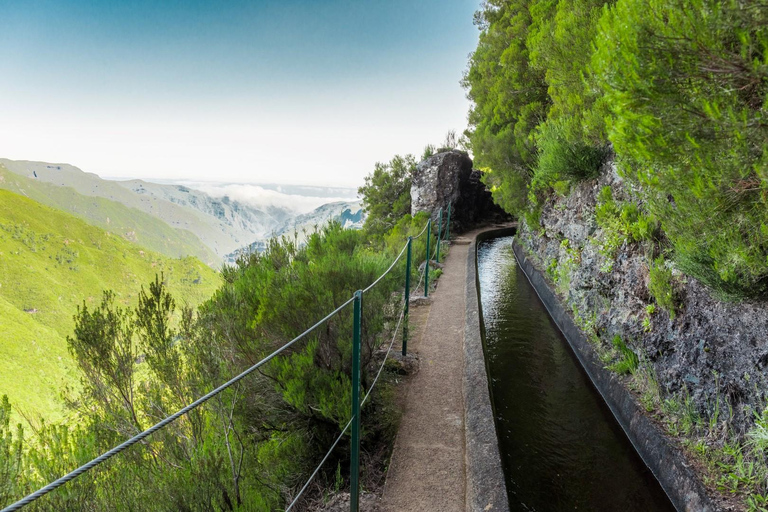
[410,150,509,233]
[517,162,768,435]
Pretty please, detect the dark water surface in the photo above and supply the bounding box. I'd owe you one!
[477,236,674,512]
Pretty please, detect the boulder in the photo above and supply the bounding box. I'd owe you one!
[410,150,510,233]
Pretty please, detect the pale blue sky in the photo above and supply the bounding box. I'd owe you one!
[0,0,479,186]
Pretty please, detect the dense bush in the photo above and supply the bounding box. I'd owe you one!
[462,0,549,213]
[358,154,416,237]
[1,216,432,510]
[465,0,768,300]
[593,0,768,298]
[648,256,678,318]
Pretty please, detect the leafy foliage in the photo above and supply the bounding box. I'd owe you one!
[465,0,768,300]
[0,212,429,510]
[592,0,768,298]
[648,256,678,319]
[358,155,416,237]
[0,396,23,506]
[606,335,639,375]
[462,0,549,213]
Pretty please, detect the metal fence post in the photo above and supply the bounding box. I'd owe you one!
[403,237,412,356]
[436,207,443,263]
[424,219,431,298]
[446,202,451,241]
[350,290,362,512]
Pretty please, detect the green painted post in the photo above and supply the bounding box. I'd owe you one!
[403,237,412,356]
[446,203,451,240]
[424,219,431,298]
[436,207,443,263]
[350,290,362,512]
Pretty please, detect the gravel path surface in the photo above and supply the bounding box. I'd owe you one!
[378,237,472,512]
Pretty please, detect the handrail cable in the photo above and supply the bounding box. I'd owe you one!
[415,240,440,292]
[3,216,434,512]
[416,259,428,293]
[285,417,354,512]
[411,221,429,240]
[362,298,405,407]
[285,292,406,510]
[363,241,408,293]
[2,296,356,512]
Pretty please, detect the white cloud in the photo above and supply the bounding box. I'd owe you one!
[180,181,358,214]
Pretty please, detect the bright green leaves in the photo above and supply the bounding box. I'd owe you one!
[593,0,768,298]
[463,0,611,215]
[0,396,23,509]
[467,0,768,299]
[358,154,416,238]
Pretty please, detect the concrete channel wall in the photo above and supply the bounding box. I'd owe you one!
[510,238,716,512]
[463,228,513,512]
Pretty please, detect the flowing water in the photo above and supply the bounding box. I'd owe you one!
[477,236,674,511]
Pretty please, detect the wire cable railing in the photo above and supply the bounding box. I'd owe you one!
[2,206,452,512]
[1,297,356,512]
[363,240,408,293]
[285,289,407,510]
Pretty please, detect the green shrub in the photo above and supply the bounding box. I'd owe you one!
[532,119,609,190]
[0,396,23,508]
[648,256,677,318]
[593,0,768,300]
[358,154,416,237]
[462,0,550,215]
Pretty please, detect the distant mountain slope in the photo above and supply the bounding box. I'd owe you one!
[275,200,364,235]
[114,178,292,245]
[225,201,364,262]
[0,190,221,422]
[0,164,218,265]
[0,159,291,260]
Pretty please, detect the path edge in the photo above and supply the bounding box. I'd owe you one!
[463,227,514,512]
[511,238,717,512]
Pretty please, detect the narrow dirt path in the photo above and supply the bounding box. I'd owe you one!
[377,236,473,512]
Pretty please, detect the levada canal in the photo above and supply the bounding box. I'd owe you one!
[477,236,674,511]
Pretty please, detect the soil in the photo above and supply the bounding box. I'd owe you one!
[377,237,474,511]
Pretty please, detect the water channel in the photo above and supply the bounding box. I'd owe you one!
[477,236,674,511]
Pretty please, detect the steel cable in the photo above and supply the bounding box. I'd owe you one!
[363,240,408,293]
[2,296,356,512]
[284,417,354,511]
[285,292,406,511]
[411,220,429,240]
[362,297,405,407]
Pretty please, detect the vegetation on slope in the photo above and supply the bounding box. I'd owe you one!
[0,165,218,265]
[463,0,768,300]
[0,157,436,510]
[0,189,221,422]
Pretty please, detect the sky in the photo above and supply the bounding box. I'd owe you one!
[0,0,480,188]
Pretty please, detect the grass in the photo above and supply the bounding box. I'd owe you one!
[648,256,677,319]
[0,190,221,424]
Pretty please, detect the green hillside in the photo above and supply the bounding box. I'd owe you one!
[0,165,219,265]
[0,190,221,422]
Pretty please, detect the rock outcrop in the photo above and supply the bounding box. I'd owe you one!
[410,151,509,233]
[517,160,768,435]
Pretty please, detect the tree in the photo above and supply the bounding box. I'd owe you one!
[358,154,416,237]
[462,0,550,213]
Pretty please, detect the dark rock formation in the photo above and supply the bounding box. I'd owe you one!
[517,160,768,436]
[410,150,510,234]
